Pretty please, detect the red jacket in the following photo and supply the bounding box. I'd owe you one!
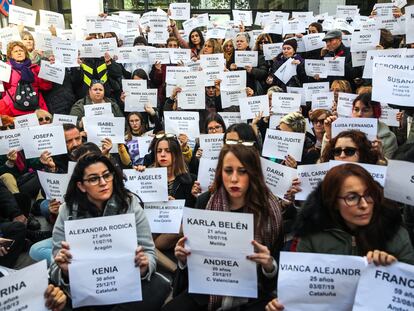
[1,62,52,116]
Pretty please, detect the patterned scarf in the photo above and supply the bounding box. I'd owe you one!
[205,186,283,311]
[9,59,34,83]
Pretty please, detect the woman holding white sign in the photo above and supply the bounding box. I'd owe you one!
[167,143,283,311]
[50,154,169,310]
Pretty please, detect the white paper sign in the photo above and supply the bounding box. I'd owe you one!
[332,118,378,140]
[116,47,139,63]
[84,117,125,144]
[183,207,257,298]
[380,104,399,127]
[406,5,414,44]
[38,60,65,85]
[329,160,387,187]
[384,160,414,205]
[37,170,70,201]
[9,5,37,27]
[372,57,414,106]
[53,114,78,125]
[271,93,301,114]
[14,113,39,129]
[353,262,414,311]
[0,27,21,52]
[220,71,246,91]
[176,71,205,89]
[305,60,327,78]
[197,157,218,192]
[199,134,224,160]
[0,261,48,311]
[278,252,366,311]
[283,20,306,35]
[221,89,246,109]
[206,26,227,39]
[21,125,67,159]
[303,82,330,102]
[148,48,170,64]
[311,92,334,110]
[235,51,258,67]
[275,58,297,84]
[200,54,225,69]
[177,88,206,110]
[263,43,283,61]
[144,200,184,233]
[351,30,381,52]
[239,95,269,120]
[164,111,200,138]
[220,112,242,128]
[0,128,24,155]
[169,3,191,20]
[84,103,113,117]
[65,214,141,307]
[325,57,345,77]
[39,10,65,29]
[232,10,253,26]
[0,62,11,83]
[169,49,191,64]
[262,129,305,161]
[303,33,325,52]
[337,92,358,118]
[296,162,330,200]
[124,168,168,202]
[362,49,407,79]
[125,89,158,112]
[261,157,297,199]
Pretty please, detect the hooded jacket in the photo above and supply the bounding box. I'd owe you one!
[292,183,414,265]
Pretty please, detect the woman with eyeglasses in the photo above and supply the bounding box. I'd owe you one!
[266,163,414,311]
[70,80,123,127]
[49,153,170,310]
[309,109,332,149]
[323,92,397,160]
[165,143,284,311]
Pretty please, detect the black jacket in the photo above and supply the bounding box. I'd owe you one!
[0,181,22,223]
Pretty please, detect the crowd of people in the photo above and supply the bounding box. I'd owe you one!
[0,3,413,311]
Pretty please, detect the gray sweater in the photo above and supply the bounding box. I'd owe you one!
[49,194,156,292]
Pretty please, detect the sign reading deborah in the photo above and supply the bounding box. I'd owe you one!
[144,200,184,233]
[0,261,48,311]
[372,57,414,107]
[65,214,142,308]
[331,118,378,140]
[278,252,366,311]
[262,129,305,161]
[124,168,168,203]
[183,207,257,298]
[21,125,67,159]
[353,262,414,311]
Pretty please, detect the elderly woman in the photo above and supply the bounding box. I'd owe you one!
[1,41,52,116]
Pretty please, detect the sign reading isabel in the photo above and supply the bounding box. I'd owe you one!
[124,168,168,203]
[144,200,184,233]
[0,261,48,311]
[372,57,414,107]
[353,262,414,311]
[277,252,366,311]
[65,214,142,308]
[183,207,257,298]
[262,128,305,161]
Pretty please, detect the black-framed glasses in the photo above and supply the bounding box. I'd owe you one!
[82,172,114,186]
[155,133,176,139]
[207,125,222,132]
[38,116,52,122]
[333,147,357,157]
[312,119,324,125]
[225,139,255,147]
[337,193,374,207]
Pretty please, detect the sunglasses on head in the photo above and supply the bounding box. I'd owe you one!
[155,133,177,139]
[333,147,357,157]
[38,116,51,122]
[225,139,255,147]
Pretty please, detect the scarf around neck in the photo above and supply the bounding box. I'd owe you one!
[10,58,34,83]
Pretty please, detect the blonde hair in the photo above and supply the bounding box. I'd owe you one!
[330,80,352,93]
[279,112,306,133]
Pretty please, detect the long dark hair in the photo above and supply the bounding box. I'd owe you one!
[189,29,205,50]
[212,144,273,236]
[321,164,401,254]
[224,123,260,150]
[204,113,226,133]
[153,135,188,177]
[65,154,131,216]
[320,130,379,164]
[125,112,146,140]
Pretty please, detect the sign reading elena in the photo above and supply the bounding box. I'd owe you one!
[353,262,414,311]
[277,252,366,311]
[65,214,142,308]
[124,168,168,203]
[183,208,257,298]
[0,261,48,311]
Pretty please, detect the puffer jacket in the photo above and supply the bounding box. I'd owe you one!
[292,183,414,265]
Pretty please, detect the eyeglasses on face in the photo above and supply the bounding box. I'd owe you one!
[337,193,374,207]
[225,139,255,147]
[38,116,52,122]
[82,172,114,185]
[207,125,222,132]
[312,119,325,125]
[333,147,357,157]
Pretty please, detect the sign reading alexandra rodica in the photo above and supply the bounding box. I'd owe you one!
[353,262,414,311]
[372,57,414,107]
[65,214,142,308]
[277,252,366,311]
[124,168,168,203]
[182,207,258,298]
[0,261,48,311]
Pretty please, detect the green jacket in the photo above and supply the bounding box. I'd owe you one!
[297,227,414,265]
